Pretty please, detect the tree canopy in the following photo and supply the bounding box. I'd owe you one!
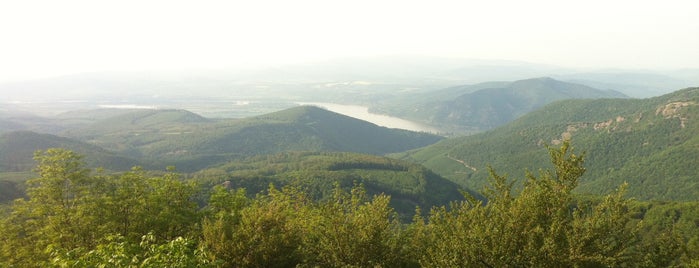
[1,144,697,267]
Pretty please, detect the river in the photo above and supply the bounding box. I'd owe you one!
[297,102,441,134]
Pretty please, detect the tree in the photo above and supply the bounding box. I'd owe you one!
[141,169,200,240]
[0,149,97,267]
[300,183,406,267]
[201,185,304,267]
[0,149,203,267]
[415,141,653,267]
[50,233,212,268]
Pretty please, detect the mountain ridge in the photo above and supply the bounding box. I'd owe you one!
[374,77,627,133]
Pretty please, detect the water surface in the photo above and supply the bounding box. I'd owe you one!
[298,102,440,134]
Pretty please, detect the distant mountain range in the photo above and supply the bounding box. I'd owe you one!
[2,56,695,105]
[392,87,699,201]
[373,77,628,133]
[551,72,696,98]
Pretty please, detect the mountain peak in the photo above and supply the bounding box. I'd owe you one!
[255,105,341,123]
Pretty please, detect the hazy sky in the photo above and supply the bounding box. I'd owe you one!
[1,0,698,82]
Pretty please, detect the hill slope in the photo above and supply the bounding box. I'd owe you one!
[375,77,627,133]
[393,87,699,201]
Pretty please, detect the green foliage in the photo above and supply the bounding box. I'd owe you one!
[50,233,212,268]
[411,141,678,267]
[141,171,200,240]
[201,185,304,267]
[3,145,699,267]
[299,184,407,267]
[199,183,408,267]
[0,148,201,267]
[193,151,465,220]
[199,185,249,265]
[631,200,699,265]
[6,149,96,265]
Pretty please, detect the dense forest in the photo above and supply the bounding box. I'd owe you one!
[396,87,699,200]
[191,151,466,220]
[2,143,698,267]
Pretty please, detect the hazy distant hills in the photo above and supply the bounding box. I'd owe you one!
[552,71,697,98]
[375,77,628,133]
[392,87,699,201]
[2,57,694,106]
[0,108,147,135]
[0,111,68,134]
[65,109,210,138]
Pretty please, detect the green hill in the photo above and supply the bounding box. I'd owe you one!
[392,87,699,201]
[193,151,467,219]
[375,77,627,133]
[64,106,443,171]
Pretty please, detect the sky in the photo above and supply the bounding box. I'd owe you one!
[1,0,698,82]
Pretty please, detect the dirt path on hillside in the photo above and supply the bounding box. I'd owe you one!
[446,155,477,172]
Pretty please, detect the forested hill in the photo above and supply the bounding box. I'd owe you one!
[253,105,443,153]
[375,77,627,133]
[55,106,442,171]
[193,151,466,219]
[393,87,699,201]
